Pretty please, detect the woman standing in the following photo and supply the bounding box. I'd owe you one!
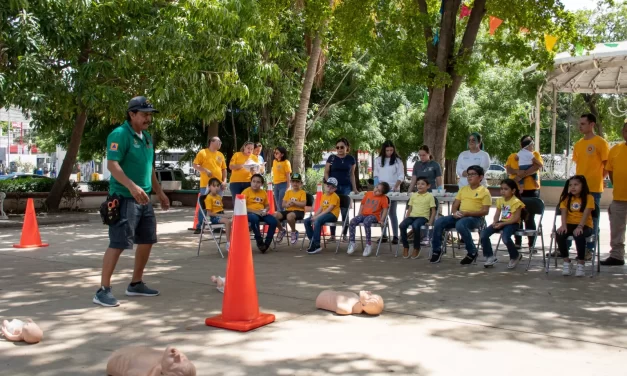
[229,141,259,196]
[374,140,404,244]
[324,137,359,241]
[408,145,443,192]
[455,132,490,187]
[253,142,265,173]
[272,146,292,212]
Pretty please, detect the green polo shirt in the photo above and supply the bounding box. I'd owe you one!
[106,121,154,197]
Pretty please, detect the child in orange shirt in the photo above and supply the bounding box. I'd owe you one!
[347,182,390,257]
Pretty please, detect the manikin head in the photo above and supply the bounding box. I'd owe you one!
[359,291,384,315]
[160,346,197,376]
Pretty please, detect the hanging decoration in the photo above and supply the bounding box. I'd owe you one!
[604,43,619,47]
[575,44,584,56]
[459,4,471,19]
[422,91,429,111]
[489,16,503,35]
[544,34,558,51]
[439,0,444,15]
[433,29,439,45]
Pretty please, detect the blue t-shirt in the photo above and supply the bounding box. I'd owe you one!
[327,154,356,187]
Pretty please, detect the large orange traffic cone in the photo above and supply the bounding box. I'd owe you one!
[313,183,330,236]
[188,193,201,230]
[13,198,49,248]
[205,194,275,332]
[263,183,276,233]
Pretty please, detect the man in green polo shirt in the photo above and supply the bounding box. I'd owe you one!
[93,96,170,307]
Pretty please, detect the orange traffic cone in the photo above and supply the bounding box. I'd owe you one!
[13,198,49,248]
[314,183,330,236]
[263,183,276,233]
[205,194,275,332]
[188,193,201,230]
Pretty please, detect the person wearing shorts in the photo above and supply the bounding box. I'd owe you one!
[274,173,307,245]
[93,96,170,308]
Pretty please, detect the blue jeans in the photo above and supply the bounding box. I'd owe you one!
[382,201,399,238]
[230,182,251,197]
[431,216,482,256]
[273,182,288,212]
[400,216,428,249]
[481,223,520,259]
[330,184,351,236]
[305,213,337,246]
[247,213,277,245]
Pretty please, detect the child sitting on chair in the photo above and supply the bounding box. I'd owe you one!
[515,138,541,192]
[555,175,594,277]
[400,177,436,259]
[304,177,340,255]
[242,174,278,254]
[203,178,232,251]
[347,182,390,257]
[274,173,307,245]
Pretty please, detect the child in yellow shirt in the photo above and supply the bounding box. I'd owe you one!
[242,174,278,253]
[400,177,436,259]
[304,177,340,254]
[274,173,306,245]
[202,178,232,251]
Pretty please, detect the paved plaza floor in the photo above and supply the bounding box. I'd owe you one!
[1,207,626,375]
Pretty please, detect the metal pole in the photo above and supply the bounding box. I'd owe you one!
[566,94,572,178]
[550,85,557,177]
[6,109,10,168]
[535,86,542,152]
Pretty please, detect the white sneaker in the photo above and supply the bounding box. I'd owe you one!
[347,242,356,255]
[484,256,498,267]
[575,263,585,277]
[362,244,372,257]
[420,236,430,246]
[508,254,523,269]
[225,242,230,252]
[562,262,572,276]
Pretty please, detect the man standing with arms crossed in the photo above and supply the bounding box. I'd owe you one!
[192,137,227,234]
[601,122,627,266]
[93,96,170,307]
[572,113,609,258]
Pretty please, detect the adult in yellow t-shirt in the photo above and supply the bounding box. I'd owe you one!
[603,122,627,266]
[572,113,609,250]
[505,135,543,248]
[271,146,292,211]
[429,165,492,264]
[193,137,227,193]
[228,141,260,196]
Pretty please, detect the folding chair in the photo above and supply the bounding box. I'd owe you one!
[350,195,393,257]
[494,197,546,270]
[302,194,351,252]
[546,202,600,276]
[196,194,226,258]
[443,217,486,261]
[396,196,440,258]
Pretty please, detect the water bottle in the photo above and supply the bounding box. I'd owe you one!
[373,176,379,187]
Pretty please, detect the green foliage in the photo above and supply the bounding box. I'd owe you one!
[303,168,325,194]
[87,180,110,192]
[0,177,54,193]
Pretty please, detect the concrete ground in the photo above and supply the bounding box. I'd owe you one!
[1,205,626,376]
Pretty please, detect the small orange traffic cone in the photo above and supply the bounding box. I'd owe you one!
[314,183,330,236]
[263,183,276,233]
[13,198,49,248]
[188,193,201,230]
[205,194,275,332]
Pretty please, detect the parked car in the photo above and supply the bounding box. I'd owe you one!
[0,173,53,181]
[485,164,507,181]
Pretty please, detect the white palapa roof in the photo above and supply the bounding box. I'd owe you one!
[524,40,627,94]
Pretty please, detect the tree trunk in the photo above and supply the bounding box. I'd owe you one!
[422,87,453,168]
[291,31,324,174]
[207,120,219,141]
[45,108,88,210]
[582,94,602,137]
[230,104,237,153]
[444,159,457,185]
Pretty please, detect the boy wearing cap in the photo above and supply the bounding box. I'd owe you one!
[94,96,170,308]
[274,173,307,245]
[304,177,340,254]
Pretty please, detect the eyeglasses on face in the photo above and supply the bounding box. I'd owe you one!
[336,145,345,150]
[467,173,479,177]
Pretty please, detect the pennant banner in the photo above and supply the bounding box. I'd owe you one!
[459,4,471,19]
[575,44,584,56]
[605,43,619,47]
[422,92,429,111]
[519,27,529,34]
[545,34,558,51]
[489,16,503,35]
[433,30,439,45]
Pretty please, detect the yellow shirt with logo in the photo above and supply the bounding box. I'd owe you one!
[408,192,436,219]
[573,135,610,193]
[242,187,268,211]
[505,151,543,190]
[560,194,594,228]
[272,160,292,185]
[193,149,227,188]
[283,189,306,212]
[204,194,224,215]
[456,185,492,213]
[606,142,627,201]
[230,153,259,183]
[321,192,340,218]
[495,196,525,222]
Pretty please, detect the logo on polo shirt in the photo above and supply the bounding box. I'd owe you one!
[254,197,263,203]
[323,200,329,205]
[214,200,222,206]
[571,202,581,210]
[586,145,595,155]
[290,197,297,202]
[109,143,118,151]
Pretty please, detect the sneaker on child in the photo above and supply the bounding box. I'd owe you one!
[575,263,585,277]
[347,242,356,255]
[362,244,372,257]
[484,256,497,267]
[562,262,572,276]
